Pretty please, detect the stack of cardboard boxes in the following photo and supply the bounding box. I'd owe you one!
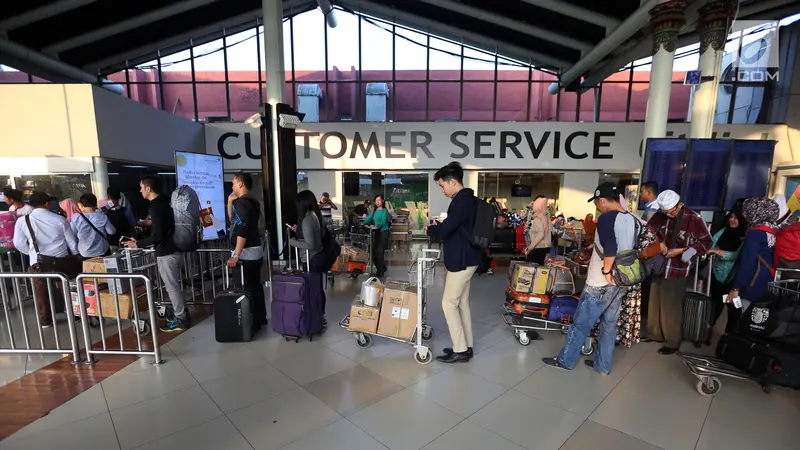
[348,280,419,340]
[507,262,551,318]
[72,257,149,320]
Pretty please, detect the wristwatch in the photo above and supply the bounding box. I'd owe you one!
[231,252,240,259]
[602,268,612,275]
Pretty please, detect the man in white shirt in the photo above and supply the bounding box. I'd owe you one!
[639,182,659,222]
[4,188,33,217]
[72,193,116,258]
[14,192,80,328]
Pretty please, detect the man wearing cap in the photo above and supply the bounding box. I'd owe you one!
[646,189,712,355]
[543,183,637,375]
[319,192,338,229]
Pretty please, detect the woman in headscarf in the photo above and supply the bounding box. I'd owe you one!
[525,195,552,264]
[707,206,748,333]
[59,198,81,222]
[727,197,779,329]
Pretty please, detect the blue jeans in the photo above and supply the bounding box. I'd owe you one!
[558,284,625,374]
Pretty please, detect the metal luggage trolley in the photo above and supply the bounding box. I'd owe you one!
[78,248,159,336]
[339,249,439,364]
[679,270,800,396]
[348,225,374,278]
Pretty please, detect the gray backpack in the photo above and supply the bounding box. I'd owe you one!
[171,185,202,251]
[594,214,644,287]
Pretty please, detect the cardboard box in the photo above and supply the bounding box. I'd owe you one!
[83,256,143,295]
[332,253,350,273]
[349,299,380,333]
[70,283,149,320]
[510,263,537,293]
[532,267,551,295]
[390,232,411,242]
[377,280,419,339]
[508,260,532,281]
[343,246,369,263]
[391,224,410,233]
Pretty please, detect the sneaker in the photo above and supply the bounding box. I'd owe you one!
[41,321,53,329]
[542,357,571,371]
[160,319,187,333]
[584,360,609,375]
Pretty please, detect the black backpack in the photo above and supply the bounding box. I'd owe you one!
[105,206,133,245]
[464,197,497,250]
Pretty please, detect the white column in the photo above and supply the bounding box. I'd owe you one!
[690,1,732,138]
[90,156,109,199]
[263,0,286,251]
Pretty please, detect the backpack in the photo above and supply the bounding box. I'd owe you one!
[773,222,800,268]
[464,197,497,250]
[105,206,133,245]
[595,213,645,287]
[171,185,202,252]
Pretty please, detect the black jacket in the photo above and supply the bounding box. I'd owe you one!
[137,196,176,257]
[231,195,262,249]
[427,188,483,271]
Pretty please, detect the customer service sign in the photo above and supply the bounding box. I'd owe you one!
[205,122,787,172]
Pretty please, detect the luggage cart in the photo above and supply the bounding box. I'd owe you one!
[338,249,439,364]
[679,271,800,396]
[347,226,374,278]
[76,248,159,336]
[502,292,592,353]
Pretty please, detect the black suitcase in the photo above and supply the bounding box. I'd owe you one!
[682,256,715,347]
[717,333,800,390]
[214,265,254,343]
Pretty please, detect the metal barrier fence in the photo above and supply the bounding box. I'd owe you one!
[0,272,81,364]
[76,273,163,365]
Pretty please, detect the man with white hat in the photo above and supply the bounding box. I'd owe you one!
[645,190,712,355]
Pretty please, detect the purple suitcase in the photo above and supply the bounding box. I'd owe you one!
[547,295,579,323]
[271,243,326,342]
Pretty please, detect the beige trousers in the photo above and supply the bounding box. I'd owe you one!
[442,266,478,353]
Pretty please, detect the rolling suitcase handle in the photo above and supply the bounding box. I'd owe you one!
[285,225,310,273]
[221,258,245,291]
[690,254,713,296]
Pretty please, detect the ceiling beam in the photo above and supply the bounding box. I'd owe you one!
[44,0,223,56]
[342,0,571,69]
[417,0,593,52]
[84,0,311,73]
[519,0,621,30]
[0,0,98,32]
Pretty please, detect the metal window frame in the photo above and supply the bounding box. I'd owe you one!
[526,61,532,121]
[324,15,330,122]
[459,39,464,121]
[426,33,430,122]
[256,19,263,105]
[493,49,498,121]
[357,14,362,121]
[625,64,633,122]
[157,50,166,111]
[392,23,396,122]
[189,45,198,121]
[223,30,231,120]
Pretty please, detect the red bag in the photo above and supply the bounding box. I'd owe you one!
[773,223,800,268]
[515,226,526,253]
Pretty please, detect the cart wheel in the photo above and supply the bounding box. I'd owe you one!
[581,342,595,356]
[355,333,372,348]
[414,348,433,365]
[139,320,152,337]
[519,332,531,346]
[696,377,721,396]
[561,325,570,335]
[89,316,101,328]
[421,327,434,341]
[513,329,521,338]
[762,385,773,394]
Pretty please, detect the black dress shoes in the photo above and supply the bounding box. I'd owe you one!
[436,351,471,363]
[443,347,474,358]
[658,346,678,355]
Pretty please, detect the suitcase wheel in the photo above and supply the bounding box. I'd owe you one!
[696,377,721,396]
[421,326,434,342]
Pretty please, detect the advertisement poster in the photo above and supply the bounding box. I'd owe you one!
[175,152,225,241]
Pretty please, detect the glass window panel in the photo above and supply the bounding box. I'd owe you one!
[196,83,229,120]
[394,26,427,80]
[578,88,596,122]
[394,82,426,121]
[670,83,692,121]
[429,37,461,81]
[161,83,195,120]
[461,82,494,121]
[361,16,393,74]
[530,82,557,121]
[293,9,325,76]
[327,82,358,121]
[229,83,261,121]
[226,28,259,81]
[327,11,359,81]
[462,46,495,80]
[0,65,29,83]
[283,22,292,81]
[558,90,578,121]
[495,82,528,121]
[31,75,50,83]
[129,60,158,83]
[160,48,192,83]
[15,174,91,202]
[193,39,226,84]
[284,82,295,109]
[599,82,629,122]
[128,83,161,109]
[383,173,429,231]
[628,82,648,121]
[428,81,460,121]
[497,56,528,81]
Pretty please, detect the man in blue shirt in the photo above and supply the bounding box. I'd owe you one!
[640,181,659,222]
[426,162,482,364]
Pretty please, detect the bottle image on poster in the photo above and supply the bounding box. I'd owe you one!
[176,152,226,241]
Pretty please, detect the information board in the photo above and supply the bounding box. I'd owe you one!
[682,139,730,211]
[175,151,226,241]
[724,140,775,209]
[640,139,687,209]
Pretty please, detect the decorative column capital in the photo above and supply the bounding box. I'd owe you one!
[649,0,688,55]
[697,0,737,54]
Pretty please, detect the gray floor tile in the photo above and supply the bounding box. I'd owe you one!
[200,362,298,413]
[278,418,387,450]
[470,391,584,450]
[227,387,340,450]
[422,420,524,450]
[412,367,508,416]
[362,348,448,387]
[560,420,663,450]
[695,418,796,450]
[102,356,198,410]
[129,416,253,450]
[1,413,120,450]
[457,338,547,388]
[269,346,358,385]
[304,365,403,415]
[348,389,464,450]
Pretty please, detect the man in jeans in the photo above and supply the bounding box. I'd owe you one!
[124,176,189,332]
[646,190,712,355]
[426,162,481,364]
[543,183,636,375]
[227,172,267,333]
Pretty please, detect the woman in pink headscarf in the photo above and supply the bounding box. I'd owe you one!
[59,198,81,222]
[525,195,552,264]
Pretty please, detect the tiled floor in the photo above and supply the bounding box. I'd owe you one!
[2,268,799,450]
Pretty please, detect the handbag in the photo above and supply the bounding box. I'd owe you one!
[645,209,684,278]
